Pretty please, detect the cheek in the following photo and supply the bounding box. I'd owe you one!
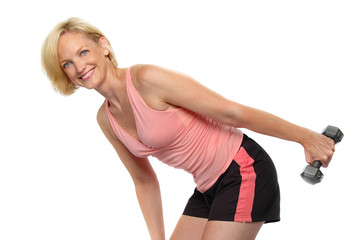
[63,67,77,82]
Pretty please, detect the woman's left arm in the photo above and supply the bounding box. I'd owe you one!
[137,65,335,167]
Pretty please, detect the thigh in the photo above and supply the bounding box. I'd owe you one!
[170,215,208,240]
[201,221,264,240]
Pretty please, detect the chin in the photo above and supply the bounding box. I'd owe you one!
[84,78,103,90]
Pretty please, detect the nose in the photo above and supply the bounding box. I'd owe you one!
[73,59,86,74]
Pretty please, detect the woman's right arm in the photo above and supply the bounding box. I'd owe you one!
[97,104,165,240]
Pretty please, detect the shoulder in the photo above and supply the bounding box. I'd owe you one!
[127,64,164,97]
[96,101,107,123]
[132,64,180,85]
[132,64,164,79]
[131,64,191,93]
[96,100,120,140]
[96,101,111,132]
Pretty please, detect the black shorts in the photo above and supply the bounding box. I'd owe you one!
[183,134,280,223]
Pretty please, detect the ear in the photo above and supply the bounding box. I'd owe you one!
[98,37,110,56]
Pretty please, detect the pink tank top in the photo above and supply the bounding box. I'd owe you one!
[105,68,243,192]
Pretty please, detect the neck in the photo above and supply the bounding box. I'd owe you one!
[95,66,127,108]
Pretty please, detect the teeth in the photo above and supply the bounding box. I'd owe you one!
[81,69,94,79]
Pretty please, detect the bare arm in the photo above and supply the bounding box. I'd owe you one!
[227,105,335,167]
[136,64,335,167]
[97,103,165,240]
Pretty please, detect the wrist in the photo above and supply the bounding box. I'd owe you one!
[296,127,315,147]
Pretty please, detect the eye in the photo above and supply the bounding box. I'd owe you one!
[63,62,71,69]
[80,50,89,56]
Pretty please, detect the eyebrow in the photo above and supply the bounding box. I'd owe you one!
[59,46,85,63]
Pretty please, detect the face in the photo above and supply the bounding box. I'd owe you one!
[57,31,110,89]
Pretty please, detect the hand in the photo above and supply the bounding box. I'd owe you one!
[302,132,335,168]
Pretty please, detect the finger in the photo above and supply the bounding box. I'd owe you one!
[331,142,336,152]
[304,150,312,165]
[320,152,333,168]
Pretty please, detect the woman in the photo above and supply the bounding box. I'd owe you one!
[41,18,334,240]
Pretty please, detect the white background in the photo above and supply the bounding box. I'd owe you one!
[0,0,360,239]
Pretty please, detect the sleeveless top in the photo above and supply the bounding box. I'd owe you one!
[105,68,243,192]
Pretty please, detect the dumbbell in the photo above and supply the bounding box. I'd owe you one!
[300,125,343,185]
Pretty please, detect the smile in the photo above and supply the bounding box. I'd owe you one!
[80,68,95,81]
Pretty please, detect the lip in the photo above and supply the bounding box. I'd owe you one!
[79,67,95,81]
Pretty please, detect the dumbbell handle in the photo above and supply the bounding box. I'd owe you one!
[311,125,344,169]
[312,160,322,168]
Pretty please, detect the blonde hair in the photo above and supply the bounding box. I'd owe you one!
[41,17,118,95]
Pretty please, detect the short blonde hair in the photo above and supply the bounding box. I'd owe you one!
[41,17,118,95]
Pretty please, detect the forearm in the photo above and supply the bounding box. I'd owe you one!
[234,105,313,145]
[134,179,165,240]
[232,104,335,167]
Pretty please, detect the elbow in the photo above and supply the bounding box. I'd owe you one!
[132,174,159,188]
[226,104,248,128]
[133,177,161,194]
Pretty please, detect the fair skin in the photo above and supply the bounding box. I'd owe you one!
[57,31,335,240]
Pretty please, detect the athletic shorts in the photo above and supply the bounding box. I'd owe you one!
[183,134,280,223]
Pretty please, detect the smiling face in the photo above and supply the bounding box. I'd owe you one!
[57,31,111,90]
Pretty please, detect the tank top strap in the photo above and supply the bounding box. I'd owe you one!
[125,67,151,112]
